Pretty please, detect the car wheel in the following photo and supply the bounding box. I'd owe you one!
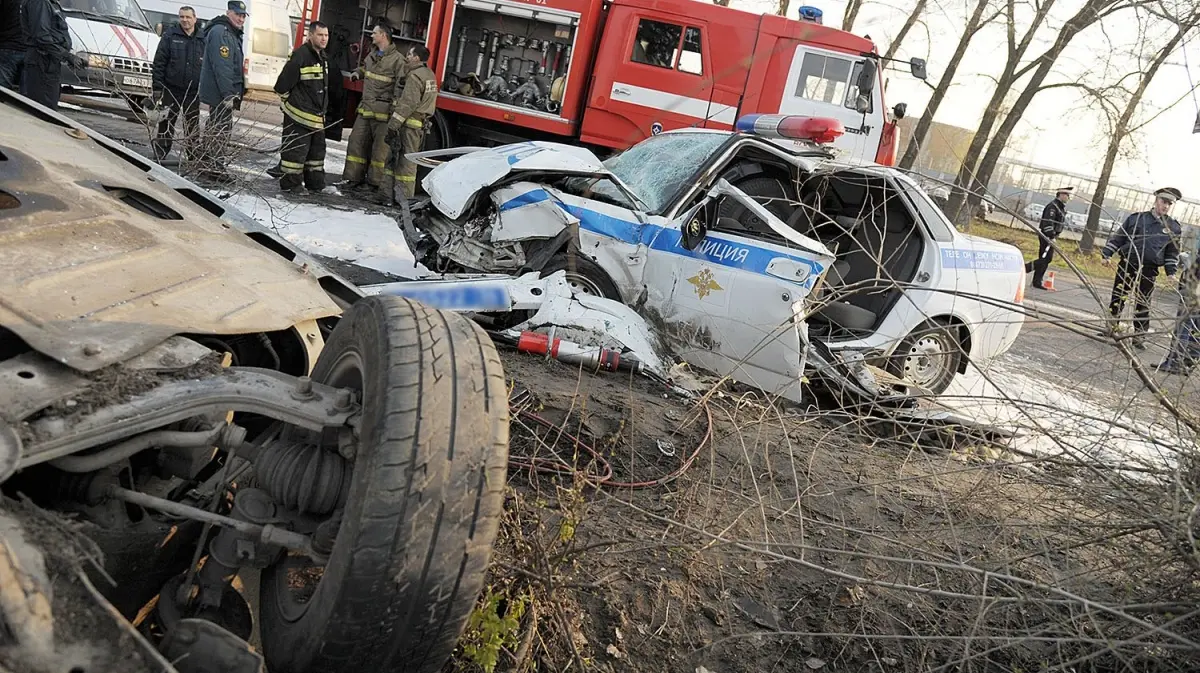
[258,295,509,673]
[886,320,964,395]
[717,175,794,232]
[542,253,622,301]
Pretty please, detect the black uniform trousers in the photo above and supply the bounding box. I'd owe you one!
[1109,257,1160,333]
[1024,235,1056,286]
[153,90,201,161]
[20,49,61,109]
[279,115,326,191]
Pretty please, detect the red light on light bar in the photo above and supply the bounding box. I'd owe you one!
[735,114,847,144]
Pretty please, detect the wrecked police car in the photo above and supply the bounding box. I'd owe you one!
[0,88,508,673]
[402,115,1027,396]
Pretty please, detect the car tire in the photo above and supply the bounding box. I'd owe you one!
[542,252,622,301]
[886,320,965,396]
[717,175,794,232]
[258,295,509,673]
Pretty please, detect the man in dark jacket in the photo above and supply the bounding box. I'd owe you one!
[19,0,87,109]
[1024,186,1072,290]
[1101,187,1183,349]
[0,0,28,90]
[273,21,330,192]
[195,0,247,181]
[150,6,203,161]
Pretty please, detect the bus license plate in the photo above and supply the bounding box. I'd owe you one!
[122,75,152,89]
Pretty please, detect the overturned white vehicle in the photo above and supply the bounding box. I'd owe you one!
[401,119,1026,397]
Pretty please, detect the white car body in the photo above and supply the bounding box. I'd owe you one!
[60,0,160,101]
[409,129,1026,397]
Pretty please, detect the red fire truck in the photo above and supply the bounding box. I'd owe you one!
[293,0,925,165]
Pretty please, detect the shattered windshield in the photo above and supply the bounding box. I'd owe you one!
[603,133,729,215]
[61,0,151,30]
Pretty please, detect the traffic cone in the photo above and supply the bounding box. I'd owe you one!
[1043,271,1057,291]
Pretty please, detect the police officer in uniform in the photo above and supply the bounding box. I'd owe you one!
[197,0,247,182]
[19,0,87,109]
[340,21,404,197]
[274,21,331,192]
[1101,187,1183,349]
[386,45,438,204]
[1024,186,1072,289]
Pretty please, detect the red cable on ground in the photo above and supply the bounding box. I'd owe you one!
[506,400,713,490]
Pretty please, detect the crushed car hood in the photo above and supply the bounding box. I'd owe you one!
[424,142,614,219]
[0,92,345,372]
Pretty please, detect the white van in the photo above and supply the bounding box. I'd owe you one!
[139,0,295,91]
[58,0,160,110]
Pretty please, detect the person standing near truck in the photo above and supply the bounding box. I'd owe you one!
[1101,187,1183,350]
[18,0,87,109]
[0,0,29,90]
[1023,186,1072,290]
[150,6,204,162]
[196,0,247,182]
[339,21,404,199]
[386,44,437,204]
[274,21,331,192]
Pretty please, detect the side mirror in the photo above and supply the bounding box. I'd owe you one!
[678,199,710,251]
[855,59,877,97]
[910,57,928,81]
[893,102,907,120]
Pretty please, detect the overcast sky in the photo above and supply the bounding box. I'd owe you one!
[730,0,1200,202]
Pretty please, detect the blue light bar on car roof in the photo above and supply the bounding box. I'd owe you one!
[735,114,846,144]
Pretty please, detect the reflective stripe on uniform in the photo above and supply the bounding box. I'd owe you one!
[345,155,367,164]
[305,160,325,167]
[300,73,324,80]
[284,102,325,129]
[390,113,425,128]
[280,159,304,174]
[397,175,416,182]
[356,106,383,120]
[365,70,393,82]
[300,65,323,74]
[370,161,386,169]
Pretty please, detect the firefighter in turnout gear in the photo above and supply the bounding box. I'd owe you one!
[1101,187,1183,349]
[274,21,331,192]
[340,21,405,197]
[386,45,438,203]
[1024,186,1072,289]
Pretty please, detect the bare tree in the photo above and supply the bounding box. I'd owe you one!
[882,0,930,61]
[712,0,731,6]
[898,0,999,169]
[843,0,866,31]
[952,0,1151,227]
[943,0,1061,224]
[778,0,791,17]
[1080,9,1200,252]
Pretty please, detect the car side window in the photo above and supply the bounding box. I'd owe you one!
[678,27,703,75]
[845,61,874,113]
[631,19,681,69]
[794,52,852,104]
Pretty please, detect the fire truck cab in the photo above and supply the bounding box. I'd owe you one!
[296,0,925,166]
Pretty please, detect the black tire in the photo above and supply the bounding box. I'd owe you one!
[717,175,794,232]
[258,295,509,673]
[542,252,622,301]
[885,320,965,395]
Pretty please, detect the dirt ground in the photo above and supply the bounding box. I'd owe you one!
[457,349,1200,673]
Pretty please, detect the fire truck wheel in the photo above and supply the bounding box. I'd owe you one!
[717,176,794,231]
[542,253,622,301]
[257,295,509,673]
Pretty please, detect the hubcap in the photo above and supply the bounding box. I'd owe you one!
[902,334,951,388]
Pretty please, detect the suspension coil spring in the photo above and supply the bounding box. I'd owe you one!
[255,438,351,515]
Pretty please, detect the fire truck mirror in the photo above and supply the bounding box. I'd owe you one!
[909,58,928,81]
[893,102,908,120]
[855,59,877,98]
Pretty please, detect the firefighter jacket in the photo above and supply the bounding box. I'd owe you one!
[20,0,72,62]
[1038,198,1067,239]
[152,24,204,100]
[355,44,404,121]
[389,63,438,131]
[199,15,244,106]
[274,43,329,131]
[1102,210,1183,274]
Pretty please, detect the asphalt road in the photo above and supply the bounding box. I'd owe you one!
[58,98,1199,465]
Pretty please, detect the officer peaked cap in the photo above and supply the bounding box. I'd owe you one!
[1055,186,1074,194]
[1154,187,1182,201]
